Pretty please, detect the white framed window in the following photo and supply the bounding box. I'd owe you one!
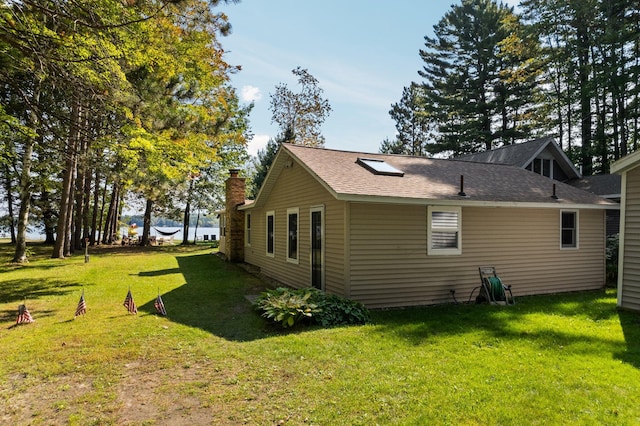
[287,208,299,264]
[245,213,251,247]
[560,210,578,249]
[428,206,462,255]
[266,211,275,257]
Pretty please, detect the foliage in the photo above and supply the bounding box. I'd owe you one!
[309,291,372,327]
[0,0,250,260]
[521,0,640,173]
[249,126,294,198]
[381,83,435,156]
[255,287,320,328]
[255,286,371,328]
[269,67,331,147]
[417,0,545,157]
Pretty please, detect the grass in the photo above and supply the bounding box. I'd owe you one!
[1,241,640,425]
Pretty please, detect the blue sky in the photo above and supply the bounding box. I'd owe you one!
[220,1,518,156]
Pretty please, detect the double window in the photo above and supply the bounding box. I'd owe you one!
[428,206,462,255]
[561,210,578,249]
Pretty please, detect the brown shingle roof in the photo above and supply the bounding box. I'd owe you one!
[281,144,615,208]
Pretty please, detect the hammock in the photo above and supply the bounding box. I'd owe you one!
[153,227,181,237]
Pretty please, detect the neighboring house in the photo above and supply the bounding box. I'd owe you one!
[459,137,621,236]
[222,144,616,309]
[611,152,640,312]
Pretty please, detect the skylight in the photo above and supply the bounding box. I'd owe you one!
[357,158,404,177]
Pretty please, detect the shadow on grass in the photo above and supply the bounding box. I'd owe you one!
[137,253,270,342]
[373,290,640,368]
[128,246,640,366]
[617,309,640,368]
[0,278,78,305]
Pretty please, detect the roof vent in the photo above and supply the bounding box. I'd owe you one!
[357,158,404,177]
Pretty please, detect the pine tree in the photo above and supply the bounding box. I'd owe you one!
[381,83,434,156]
[418,0,544,156]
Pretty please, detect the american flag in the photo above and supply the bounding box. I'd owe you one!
[123,289,137,314]
[154,294,167,316]
[75,291,86,318]
[16,304,34,324]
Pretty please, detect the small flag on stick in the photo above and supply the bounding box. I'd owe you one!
[75,290,86,318]
[123,288,137,314]
[154,292,167,316]
[16,303,34,325]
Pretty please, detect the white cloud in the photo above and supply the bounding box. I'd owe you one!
[241,85,262,102]
[247,134,270,157]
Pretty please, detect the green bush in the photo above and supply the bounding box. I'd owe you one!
[255,287,371,328]
[309,292,371,327]
[255,287,320,328]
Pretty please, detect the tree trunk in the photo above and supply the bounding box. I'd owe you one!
[3,163,17,244]
[102,183,120,245]
[181,179,194,245]
[96,178,108,245]
[193,209,201,245]
[576,11,593,175]
[12,136,34,263]
[12,86,40,263]
[141,198,153,246]
[90,168,101,246]
[52,100,81,258]
[41,187,57,245]
[182,200,190,245]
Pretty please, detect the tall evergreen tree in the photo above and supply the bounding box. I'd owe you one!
[418,0,544,157]
[521,0,640,174]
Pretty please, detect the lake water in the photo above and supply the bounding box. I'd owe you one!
[23,226,220,242]
[149,226,220,242]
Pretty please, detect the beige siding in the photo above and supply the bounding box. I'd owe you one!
[349,203,605,308]
[244,161,346,296]
[620,167,640,311]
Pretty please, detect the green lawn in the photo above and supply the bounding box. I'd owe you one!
[1,242,639,425]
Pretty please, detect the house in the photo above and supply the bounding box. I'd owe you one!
[611,151,640,312]
[222,144,616,309]
[459,137,621,236]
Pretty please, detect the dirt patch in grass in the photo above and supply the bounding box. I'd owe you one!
[117,363,214,425]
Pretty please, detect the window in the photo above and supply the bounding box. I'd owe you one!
[266,211,275,257]
[428,206,462,255]
[287,208,299,263]
[245,213,251,246]
[357,158,404,176]
[561,210,578,249]
[530,158,552,178]
[220,214,226,237]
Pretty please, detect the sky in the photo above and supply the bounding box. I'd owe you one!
[219,1,519,157]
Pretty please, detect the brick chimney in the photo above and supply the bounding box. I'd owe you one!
[224,169,245,262]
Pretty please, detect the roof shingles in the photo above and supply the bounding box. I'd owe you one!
[284,144,615,207]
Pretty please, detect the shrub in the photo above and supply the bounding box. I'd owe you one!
[255,287,371,328]
[309,292,371,327]
[255,287,320,328]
